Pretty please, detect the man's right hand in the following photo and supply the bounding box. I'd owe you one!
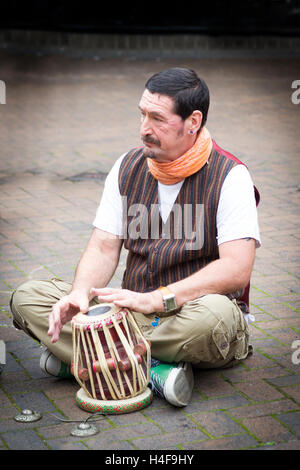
[47,291,89,343]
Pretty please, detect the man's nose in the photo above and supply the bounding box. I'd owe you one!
[140,115,153,137]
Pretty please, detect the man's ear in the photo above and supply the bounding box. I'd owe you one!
[186,110,203,134]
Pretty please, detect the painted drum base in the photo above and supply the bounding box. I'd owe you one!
[76,386,153,414]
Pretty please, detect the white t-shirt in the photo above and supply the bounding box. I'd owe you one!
[93,153,261,247]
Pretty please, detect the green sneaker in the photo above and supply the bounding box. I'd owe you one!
[40,348,73,379]
[150,361,194,407]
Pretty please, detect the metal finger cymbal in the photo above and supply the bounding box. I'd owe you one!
[70,422,99,437]
[14,409,42,423]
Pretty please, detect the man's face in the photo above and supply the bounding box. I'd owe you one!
[139,89,191,163]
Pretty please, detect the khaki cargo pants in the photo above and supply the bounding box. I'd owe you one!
[10,278,252,369]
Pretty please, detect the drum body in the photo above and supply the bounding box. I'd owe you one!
[71,303,152,412]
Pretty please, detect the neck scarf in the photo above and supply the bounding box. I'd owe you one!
[147,126,213,185]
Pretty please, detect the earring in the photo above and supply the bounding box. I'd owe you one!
[189,130,194,135]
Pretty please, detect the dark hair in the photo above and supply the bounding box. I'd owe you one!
[145,67,210,129]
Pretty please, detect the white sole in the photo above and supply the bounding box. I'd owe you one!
[164,362,194,407]
[40,348,57,376]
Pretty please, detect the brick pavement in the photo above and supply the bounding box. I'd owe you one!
[0,49,300,451]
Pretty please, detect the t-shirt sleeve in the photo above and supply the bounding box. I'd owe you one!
[216,164,261,247]
[92,154,125,236]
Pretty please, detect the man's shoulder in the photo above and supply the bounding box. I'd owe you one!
[212,141,260,206]
[212,140,246,167]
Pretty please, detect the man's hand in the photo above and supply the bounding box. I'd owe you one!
[90,287,163,314]
[48,290,89,343]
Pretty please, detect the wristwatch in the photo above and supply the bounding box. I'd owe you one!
[158,286,178,313]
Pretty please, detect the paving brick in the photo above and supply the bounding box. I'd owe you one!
[251,338,289,356]
[48,439,88,450]
[194,370,236,397]
[84,437,137,451]
[228,399,299,419]
[268,306,300,320]
[191,410,244,437]
[9,391,58,414]
[268,375,300,387]
[41,379,78,400]
[235,379,285,402]
[130,428,208,450]
[232,350,276,369]
[242,416,295,443]
[0,390,12,407]
[275,410,300,436]
[281,385,300,404]
[255,319,300,330]
[258,440,300,450]
[95,421,162,443]
[184,394,250,413]
[221,365,289,384]
[143,407,198,432]
[2,429,49,450]
[182,433,258,450]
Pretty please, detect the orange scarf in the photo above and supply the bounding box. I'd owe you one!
[147,126,213,185]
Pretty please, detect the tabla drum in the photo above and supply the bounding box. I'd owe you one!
[71,303,152,414]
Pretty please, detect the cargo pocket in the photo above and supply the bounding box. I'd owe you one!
[232,305,250,361]
[174,319,231,364]
[212,319,230,360]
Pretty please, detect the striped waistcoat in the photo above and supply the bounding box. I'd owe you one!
[118,141,259,312]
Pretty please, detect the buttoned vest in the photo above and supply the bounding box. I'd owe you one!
[118,141,259,313]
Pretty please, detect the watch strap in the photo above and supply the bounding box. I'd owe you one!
[158,286,172,297]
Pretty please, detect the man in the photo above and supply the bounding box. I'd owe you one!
[10,68,260,407]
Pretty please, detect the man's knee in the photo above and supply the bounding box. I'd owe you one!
[10,280,40,316]
[11,278,71,317]
[10,280,44,337]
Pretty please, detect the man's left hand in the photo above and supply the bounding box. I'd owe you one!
[90,287,163,314]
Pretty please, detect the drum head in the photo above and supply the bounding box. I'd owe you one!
[76,386,153,414]
[72,303,127,329]
[86,305,112,316]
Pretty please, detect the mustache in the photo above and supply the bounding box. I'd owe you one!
[142,135,161,147]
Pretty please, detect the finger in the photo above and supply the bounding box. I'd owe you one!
[47,322,61,343]
[47,302,63,342]
[113,298,135,309]
[97,294,123,303]
[90,287,112,294]
[79,299,89,313]
[48,320,61,343]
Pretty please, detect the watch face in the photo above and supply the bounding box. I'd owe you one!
[165,295,177,311]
